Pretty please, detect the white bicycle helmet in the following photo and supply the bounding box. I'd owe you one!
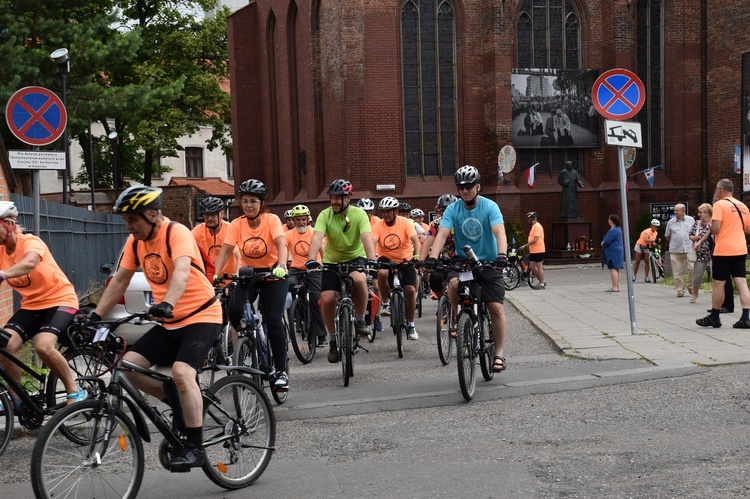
[284,210,294,219]
[650,218,661,227]
[0,201,18,220]
[379,196,400,210]
[356,198,375,211]
[454,165,481,185]
[410,208,425,218]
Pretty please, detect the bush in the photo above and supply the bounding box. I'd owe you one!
[505,219,526,249]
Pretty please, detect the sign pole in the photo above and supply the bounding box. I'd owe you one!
[619,146,637,335]
[32,147,41,237]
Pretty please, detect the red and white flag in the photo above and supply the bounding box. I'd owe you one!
[524,163,538,189]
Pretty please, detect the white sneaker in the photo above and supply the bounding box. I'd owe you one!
[407,326,419,340]
[380,303,391,316]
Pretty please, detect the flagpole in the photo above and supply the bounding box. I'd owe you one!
[619,146,638,335]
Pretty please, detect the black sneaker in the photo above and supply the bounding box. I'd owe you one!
[274,371,289,390]
[327,342,340,363]
[733,319,750,329]
[167,445,204,471]
[696,315,722,328]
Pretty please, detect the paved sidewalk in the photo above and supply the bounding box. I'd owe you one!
[505,264,750,367]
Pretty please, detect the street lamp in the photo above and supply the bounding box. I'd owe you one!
[50,48,70,204]
[108,132,120,199]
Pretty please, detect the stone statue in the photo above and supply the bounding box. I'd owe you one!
[558,161,585,219]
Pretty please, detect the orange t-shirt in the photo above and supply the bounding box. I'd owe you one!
[0,232,78,310]
[225,213,285,269]
[285,227,321,270]
[120,218,222,328]
[713,197,750,256]
[192,220,238,276]
[372,216,417,261]
[528,222,545,253]
[636,228,658,247]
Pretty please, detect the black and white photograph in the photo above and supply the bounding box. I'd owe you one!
[511,68,601,148]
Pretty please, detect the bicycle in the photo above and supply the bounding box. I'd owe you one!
[320,263,371,387]
[224,269,290,405]
[379,260,416,358]
[30,314,275,499]
[197,284,235,390]
[416,273,424,318]
[502,248,541,290]
[649,244,665,283]
[288,272,316,364]
[436,246,498,401]
[435,289,455,365]
[0,326,110,457]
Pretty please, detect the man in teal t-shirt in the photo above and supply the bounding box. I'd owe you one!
[307,179,377,363]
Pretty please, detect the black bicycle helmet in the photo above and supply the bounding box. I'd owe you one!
[327,179,354,195]
[398,202,411,212]
[113,186,163,213]
[436,194,457,208]
[454,165,481,185]
[527,211,537,220]
[199,196,224,214]
[238,179,268,199]
[356,198,375,211]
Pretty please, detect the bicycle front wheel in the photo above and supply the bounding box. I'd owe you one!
[417,278,424,318]
[478,306,495,381]
[0,388,13,457]
[650,255,659,283]
[338,305,353,386]
[527,269,542,289]
[290,297,314,364]
[202,375,275,489]
[455,313,477,401]
[436,295,452,365]
[392,291,404,358]
[502,264,521,290]
[31,400,144,499]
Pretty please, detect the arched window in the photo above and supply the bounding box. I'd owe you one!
[515,0,582,174]
[401,0,458,178]
[636,0,664,171]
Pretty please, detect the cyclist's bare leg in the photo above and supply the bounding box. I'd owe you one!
[632,252,642,278]
[486,301,507,359]
[320,289,339,338]
[530,261,545,284]
[350,270,368,316]
[447,277,459,313]
[643,251,650,278]
[34,332,78,399]
[121,351,165,398]
[377,269,391,305]
[405,285,416,322]
[172,361,202,427]
[0,329,23,398]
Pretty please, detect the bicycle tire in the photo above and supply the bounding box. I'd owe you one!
[436,295,453,365]
[233,337,260,385]
[31,400,144,499]
[198,341,219,391]
[527,269,542,289]
[478,305,495,381]
[456,312,477,401]
[417,278,423,318]
[45,346,114,408]
[202,375,275,489]
[392,291,404,358]
[269,352,289,406]
[339,304,353,386]
[0,388,13,458]
[290,297,314,364]
[502,264,522,290]
[650,254,659,283]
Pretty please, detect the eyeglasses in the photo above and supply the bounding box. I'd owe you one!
[458,183,476,191]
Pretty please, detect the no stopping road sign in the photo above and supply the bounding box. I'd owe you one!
[5,86,67,146]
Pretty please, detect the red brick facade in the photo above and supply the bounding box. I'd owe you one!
[228,0,748,247]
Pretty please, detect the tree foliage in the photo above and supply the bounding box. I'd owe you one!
[0,0,230,189]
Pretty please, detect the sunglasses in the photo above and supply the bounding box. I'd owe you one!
[458,183,476,191]
[343,215,351,233]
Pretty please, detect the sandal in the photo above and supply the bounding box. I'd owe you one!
[689,297,697,304]
[492,356,506,373]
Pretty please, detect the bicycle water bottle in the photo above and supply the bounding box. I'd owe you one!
[462,245,480,263]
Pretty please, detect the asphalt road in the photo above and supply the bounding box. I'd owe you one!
[3,295,749,498]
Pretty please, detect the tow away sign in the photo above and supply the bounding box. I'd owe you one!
[604,120,642,148]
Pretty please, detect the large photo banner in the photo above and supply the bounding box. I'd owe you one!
[742,52,750,192]
[511,68,600,149]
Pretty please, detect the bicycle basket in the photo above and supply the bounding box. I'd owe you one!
[68,321,127,376]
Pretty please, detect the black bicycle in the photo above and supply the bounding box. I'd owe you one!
[224,269,290,405]
[0,326,111,457]
[288,272,316,364]
[30,314,275,499]
[649,244,665,283]
[502,248,541,290]
[197,284,235,390]
[320,263,370,387]
[379,261,415,358]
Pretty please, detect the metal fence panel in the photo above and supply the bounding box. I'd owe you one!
[10,194,128,303]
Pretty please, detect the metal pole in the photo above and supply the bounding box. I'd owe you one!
[88,122,96,211]
[32,148,40,237]
[60,72,69,205]
[619,146,637,335]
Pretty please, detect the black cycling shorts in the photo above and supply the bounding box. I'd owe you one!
[5,306,78,344]
[448,267,505,304]
[529,252,545,263]
[322,257,367,292]
[711,255,747,282]
[130,323,221,370]
[378,257,417,289]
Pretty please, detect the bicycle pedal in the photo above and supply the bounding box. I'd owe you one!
[167,466,193,474]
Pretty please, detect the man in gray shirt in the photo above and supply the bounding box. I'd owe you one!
[665,203,695,297]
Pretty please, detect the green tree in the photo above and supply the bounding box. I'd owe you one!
[0,0,230,190]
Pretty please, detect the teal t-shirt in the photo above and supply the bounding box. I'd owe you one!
[314,205,371,263]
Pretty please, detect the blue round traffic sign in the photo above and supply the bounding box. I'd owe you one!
[5,86,67,146]
[591,69,646,121]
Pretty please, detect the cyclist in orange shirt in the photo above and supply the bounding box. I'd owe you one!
[0,201,86,409]
[285,204,327,345]
[632,220,660,282]
[91,186,223,470]
[373,197,421,340]
[519,211,546,288]
[213,179,290,388]
[192,196,240,280]
[284,209,295,230]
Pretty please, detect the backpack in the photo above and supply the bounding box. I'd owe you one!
[132,221,215,281]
